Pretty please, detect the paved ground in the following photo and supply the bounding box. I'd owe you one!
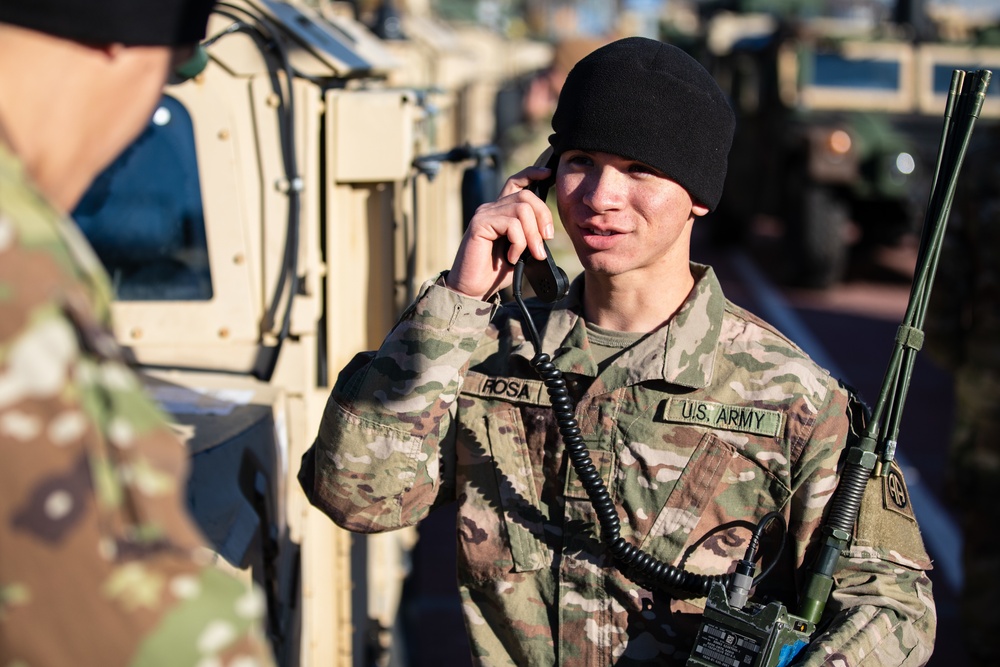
[395,217,968,666]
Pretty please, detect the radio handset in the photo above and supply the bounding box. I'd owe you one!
[519,149,569,303]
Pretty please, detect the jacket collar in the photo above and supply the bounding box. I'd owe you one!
[513,263,725,390]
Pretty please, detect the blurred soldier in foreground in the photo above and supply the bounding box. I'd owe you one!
[925,126,1000,667]
[0,1,275,665]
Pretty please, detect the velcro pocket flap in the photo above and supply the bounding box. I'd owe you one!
[486,409,548,572]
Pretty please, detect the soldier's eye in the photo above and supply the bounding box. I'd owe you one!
[628,163,659,176]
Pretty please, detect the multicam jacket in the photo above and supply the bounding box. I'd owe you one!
[306,265,936,666]
[0,143,274,666]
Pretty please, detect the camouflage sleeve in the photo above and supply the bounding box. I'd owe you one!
[792,390,936,666]
[0,218,275,666]
[309,276,498,533]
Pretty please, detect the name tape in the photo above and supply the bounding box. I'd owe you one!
[656,398,784,437]
[464,373,550,404]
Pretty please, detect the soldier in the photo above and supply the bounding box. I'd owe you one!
[924,125,1000,667]
[302,37,935,665]
[0,1,275,665]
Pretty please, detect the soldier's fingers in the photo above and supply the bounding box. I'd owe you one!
[464,186,554,263]
[499,166,552,198]
[515,197,552,261]
[502,220,528,265]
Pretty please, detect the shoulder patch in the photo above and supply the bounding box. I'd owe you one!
[852,460,932,570]
[882,463,915,521]
[655,398,784,437]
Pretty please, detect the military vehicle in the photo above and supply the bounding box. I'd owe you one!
[69,1,550,665]
[699,0,1000,287]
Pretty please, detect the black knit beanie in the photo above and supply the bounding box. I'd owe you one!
[550,37,735,211]
[0,0,216,46]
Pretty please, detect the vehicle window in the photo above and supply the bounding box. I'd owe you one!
[73,95,212,301]
[931,63,1000,99]
[808,52,901,91]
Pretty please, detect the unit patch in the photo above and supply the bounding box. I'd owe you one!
[854,461,929,567]
[883,463,915,520]
[655,398,784,437]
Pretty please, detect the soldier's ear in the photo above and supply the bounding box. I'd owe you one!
[93,42,126,60]
[692,202,710,218]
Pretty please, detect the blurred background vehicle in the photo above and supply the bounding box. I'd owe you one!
[690,0,1000,287]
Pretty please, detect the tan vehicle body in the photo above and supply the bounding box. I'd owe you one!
[77,1,551,664]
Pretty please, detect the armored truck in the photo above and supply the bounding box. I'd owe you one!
[701,1,1000,287]
[69,1,550,664]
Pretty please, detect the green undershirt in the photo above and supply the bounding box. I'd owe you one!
[585,321,649,373]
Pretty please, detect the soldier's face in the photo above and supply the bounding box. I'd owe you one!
[555,150,707,280]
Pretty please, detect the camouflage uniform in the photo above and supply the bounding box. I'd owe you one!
[0,142,275,666]
[304,264,936,666]
[924,130,1000,666]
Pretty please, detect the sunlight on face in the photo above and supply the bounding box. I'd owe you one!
[555,150,705,282]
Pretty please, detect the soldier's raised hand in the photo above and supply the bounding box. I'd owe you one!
[444,165,555,301]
